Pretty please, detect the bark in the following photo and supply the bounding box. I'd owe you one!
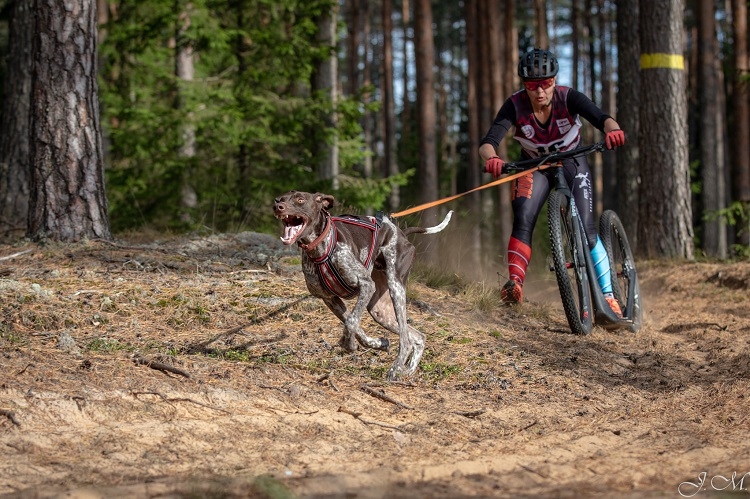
[698,0,727,258]
[176,1,197,223]
[382,0,399,210]
[401,0,411,145]
[28,0,111,242]
[362,0,373,182]
[730,0,750,246]
[534,0,549,48]
[0,0,33,242]
[572,0,580,89]
[615,0,640,250]
[464,0,482,273]
[637,0,693,259]
[312,0,339,187]
[503,0,517,99]
[413,0,438,234]
[347,0,360,97]
[599,0,616,212]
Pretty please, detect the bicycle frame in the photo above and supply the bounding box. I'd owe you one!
[505,142,638,330]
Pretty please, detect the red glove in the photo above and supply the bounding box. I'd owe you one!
[605,129,625,150]
[484,156,505,178]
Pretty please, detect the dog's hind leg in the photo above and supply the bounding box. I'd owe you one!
[367,270,420,379]
[376,237,423,380]
[403,326,426,375]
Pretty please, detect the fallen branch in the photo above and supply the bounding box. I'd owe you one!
[454,408,486,418]
[15,363,33,376]
[131,391,230,414]
[521,419,539,431]
[186,294,310,354]
[0,409,20,426]
[133,356,191,378]
[338,407,403,431]
[0,249,33,262]
[360,384,413,410]
[317,371,340,392]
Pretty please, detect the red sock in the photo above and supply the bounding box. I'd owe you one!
[507,236,531,285]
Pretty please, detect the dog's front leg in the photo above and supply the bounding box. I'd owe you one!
[346,276,389,351]
[320,296,359,352]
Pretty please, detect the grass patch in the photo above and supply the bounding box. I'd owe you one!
[420,361,461,380]
[86,337,131,353]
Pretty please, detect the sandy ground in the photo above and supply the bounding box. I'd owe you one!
[1,232,749,498]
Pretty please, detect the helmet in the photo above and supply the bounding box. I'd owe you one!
[518,48,559,79]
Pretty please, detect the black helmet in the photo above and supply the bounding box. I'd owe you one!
[518,48,559,79]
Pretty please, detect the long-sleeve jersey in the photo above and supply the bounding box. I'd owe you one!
[480,86,612,158]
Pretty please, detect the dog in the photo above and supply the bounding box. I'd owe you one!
[273,190,452,380]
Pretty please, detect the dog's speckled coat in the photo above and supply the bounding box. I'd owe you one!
[273,191,451,380]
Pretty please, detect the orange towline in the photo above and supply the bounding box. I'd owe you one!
[391,167,542,218]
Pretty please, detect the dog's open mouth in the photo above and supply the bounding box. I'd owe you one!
[279,214,307,245]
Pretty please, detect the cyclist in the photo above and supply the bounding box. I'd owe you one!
[479,47,625,316]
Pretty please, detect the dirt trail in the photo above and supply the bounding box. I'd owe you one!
[1,234,749,498]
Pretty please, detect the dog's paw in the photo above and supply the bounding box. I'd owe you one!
[339,334,359,352]
[379,337,390,352]
[386,365,402,381]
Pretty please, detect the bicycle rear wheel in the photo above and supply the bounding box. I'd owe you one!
[599,210,642,332]
[548,190,594,335]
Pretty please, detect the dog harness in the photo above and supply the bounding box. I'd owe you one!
[302,214,380,299]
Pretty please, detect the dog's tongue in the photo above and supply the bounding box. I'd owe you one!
[281,224,302,245]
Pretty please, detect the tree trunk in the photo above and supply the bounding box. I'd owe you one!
[615,0,640,250]
[362,0,372,183]
[637,0,693,259]
[599,0,616,212]
[347,0,360,97]
[731,0,750,246]
[414,0,439,236]
[572,0,580,89]
[698,0,727,258]
[382,0,399,210]
[176,1,197,224]
[28,0,111,242]
[312,1,339,188]
[0,0,33,242]
[401,0,411,149]
[534,0,549,48]
[463,0,483,277]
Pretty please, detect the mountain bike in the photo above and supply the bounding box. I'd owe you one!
[503,142,642,335]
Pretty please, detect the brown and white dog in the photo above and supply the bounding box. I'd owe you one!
[273,190,452,380]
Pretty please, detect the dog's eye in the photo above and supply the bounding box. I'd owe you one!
[296,198,304,204]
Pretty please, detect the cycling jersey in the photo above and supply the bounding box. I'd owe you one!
[480,86,612,156]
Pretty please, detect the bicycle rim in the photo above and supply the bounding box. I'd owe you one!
[548,191,593,335]
[599,210,642,333]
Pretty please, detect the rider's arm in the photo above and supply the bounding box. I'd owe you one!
[566,89,621,133]
[479,99,516,162]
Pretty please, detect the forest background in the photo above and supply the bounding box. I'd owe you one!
[0,0,749,282]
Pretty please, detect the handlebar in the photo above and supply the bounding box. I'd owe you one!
[503,142,606,173]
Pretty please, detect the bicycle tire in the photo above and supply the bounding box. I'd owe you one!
[599,210,642,333]
[548,190,594,335]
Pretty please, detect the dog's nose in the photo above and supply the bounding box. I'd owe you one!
[274,202,285,213]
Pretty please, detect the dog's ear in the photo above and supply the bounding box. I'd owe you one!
[315,193,335,210]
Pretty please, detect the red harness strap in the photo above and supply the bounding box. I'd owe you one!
[311,215,380,299]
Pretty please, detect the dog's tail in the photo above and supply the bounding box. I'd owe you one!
[402,210,453,236]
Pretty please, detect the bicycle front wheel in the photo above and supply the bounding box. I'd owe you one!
[548,190,594,336]
[599,210,642,333]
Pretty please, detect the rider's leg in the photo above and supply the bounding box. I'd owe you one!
[591,235,614,294]
[504,170,550,303]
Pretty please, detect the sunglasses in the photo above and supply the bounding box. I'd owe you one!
[523,78,555,91]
